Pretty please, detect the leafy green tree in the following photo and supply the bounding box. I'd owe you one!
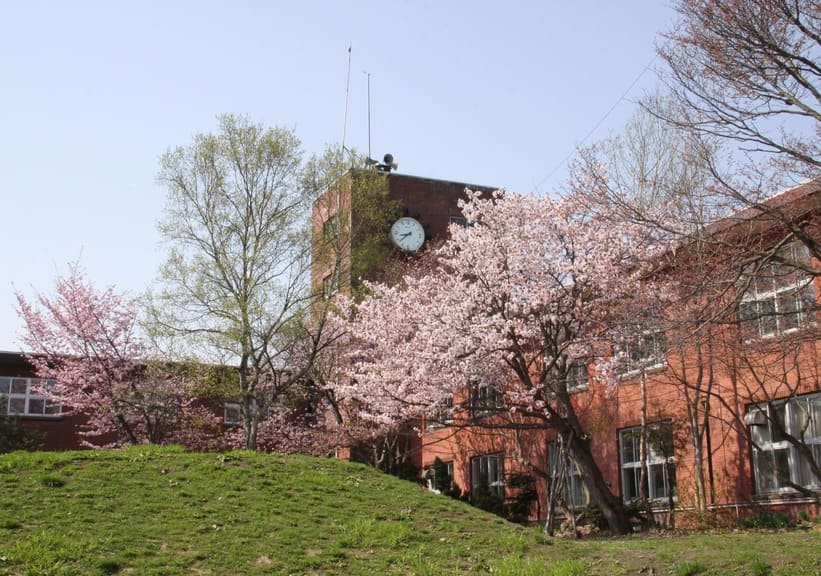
[149,114,317,450]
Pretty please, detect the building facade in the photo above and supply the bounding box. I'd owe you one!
[315,173,820,525]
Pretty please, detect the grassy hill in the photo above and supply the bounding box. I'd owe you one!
[0,446,818,576]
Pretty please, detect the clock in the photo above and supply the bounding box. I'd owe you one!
[390,217,425,251]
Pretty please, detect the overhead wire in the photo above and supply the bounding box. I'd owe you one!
[532,54,659,194]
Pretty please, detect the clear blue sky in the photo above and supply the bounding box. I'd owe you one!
[0,0,675,351]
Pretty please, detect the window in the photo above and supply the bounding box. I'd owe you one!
[425,395,454,431]
[548,441,588,509]
[739,243,816,340]
[470,381,503,417]
[425,459,454,494]
[322,214,341,243]
[0,377,61,417]
[619,421,675,502]
[617,330,666,376]
[566,362,589,392]
[471,452,505,500]
[748,392,820,494]
[449,216,468,228]
[224,402,241,426]
[322,270,339,300]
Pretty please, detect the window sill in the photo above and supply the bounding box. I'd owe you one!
[742,323,818,344]
[753,488,821,501]
[424,421,454,433]
[617,364,666,381]
[10,414,65,421]
[623,497,678,506]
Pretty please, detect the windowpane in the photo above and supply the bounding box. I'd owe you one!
[622,467,639,501]
[28,398,45,415]
[750,415,771,446]
[758,300,777,337]
[619,422,675,502]
[779,291,801,331]
[566,475,588,508]
[754,450,778,493]
[618,330,665,375]
[739,243,815,339]
[471,453,504,500]
[470,382,503,416]
[224,402,241,426]
[738,302,759,339]
[0,377,61,417]
[771,404,787,443]
[649,463,667,499]
[620,431,637,464]
[567,363,588,391]
[810,397,821,439]
[548,442,588,508]
[9,398,25,414]
[11,378,28,394]
[748,392,820,493]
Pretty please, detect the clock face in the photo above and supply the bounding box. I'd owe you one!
[390,217,425,251]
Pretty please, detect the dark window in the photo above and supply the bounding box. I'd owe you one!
[470,381,503,417]
[619,421,676,502]
[471,452,504,500]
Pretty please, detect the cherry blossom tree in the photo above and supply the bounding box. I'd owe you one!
[16,264,211,448]
[334,188,670,535]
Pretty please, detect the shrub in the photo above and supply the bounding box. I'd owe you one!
[506,473,538,522]
[472,482,505,517]
[0,415,43,454]
[741,511,792,530]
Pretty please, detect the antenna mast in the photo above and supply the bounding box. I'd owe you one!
[341,45,352,159]
[366,71,372,160]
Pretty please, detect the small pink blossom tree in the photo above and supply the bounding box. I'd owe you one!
[16,264,211,448]
[335,188,670,534]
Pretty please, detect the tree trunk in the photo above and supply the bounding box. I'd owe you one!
[569,432,633,535]
[639,370,653,526]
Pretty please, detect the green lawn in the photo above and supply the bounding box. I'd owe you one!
[0,446,817,575]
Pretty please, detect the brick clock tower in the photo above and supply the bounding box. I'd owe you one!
[311,159,495,300]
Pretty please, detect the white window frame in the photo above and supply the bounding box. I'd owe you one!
[223,402,242,426]
[739,243,816,340]
[471,452,505,500]
[0,377,61,418]
[566,362,589,393]
[748,392,820,495]
[617,330,666,377]
[322,269,340,300]
[469,381,504,418]
[548,441,589,509]
[322,213,341,243]
[619,421,676,503]
[425,394,454,431]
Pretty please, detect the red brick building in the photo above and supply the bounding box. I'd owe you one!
[0,352,86,450]
[313,172,820,524]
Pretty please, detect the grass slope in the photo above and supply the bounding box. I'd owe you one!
[0,446,817,576]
